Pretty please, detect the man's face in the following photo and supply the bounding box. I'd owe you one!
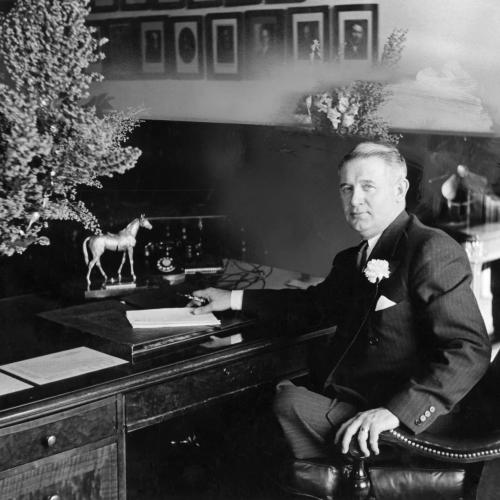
[339,157,408,239]
[351,24,364,43]
[261,28,271,46]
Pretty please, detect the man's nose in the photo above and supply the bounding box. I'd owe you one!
[350,186,364,206]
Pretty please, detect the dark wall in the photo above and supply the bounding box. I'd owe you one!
[2,120,499,297]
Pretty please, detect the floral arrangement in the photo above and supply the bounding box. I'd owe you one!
[298,29,408,143]
[364,259,390,284]
[0,0,142,257]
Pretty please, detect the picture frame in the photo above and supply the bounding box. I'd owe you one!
[205,13,243,80]
[104,19,141,79]
[140,18,167,75]
[152,0,185,9]
[244,10,285,78]
[120,0,153,10]
[333,4,378,63]
[287,6,329,63]
[90,0,118,12]
[187,0,222,9]
[167,16,204,79]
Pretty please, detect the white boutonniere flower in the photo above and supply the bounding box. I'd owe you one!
[364,259,390,284]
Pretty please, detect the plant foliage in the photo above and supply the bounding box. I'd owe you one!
[0,0,142,256]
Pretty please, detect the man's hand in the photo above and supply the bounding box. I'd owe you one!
[334,408,399,457]
[190,287,231,315]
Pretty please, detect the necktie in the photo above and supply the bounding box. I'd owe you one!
[357,240,368,271]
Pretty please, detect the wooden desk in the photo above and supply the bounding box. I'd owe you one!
[0,288,332,499]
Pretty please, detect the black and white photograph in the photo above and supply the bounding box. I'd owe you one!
[244,10,285,77]
[141,19,166,74]
[206,13,243,78]
[5,1,500,500]
[287,6,329,63]
[333,3,378,63]
[170,16,204,78]
[105,19,140,77]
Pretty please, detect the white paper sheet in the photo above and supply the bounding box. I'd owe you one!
[0,347,128,385]
[0,372,33,395]
[126,308,221,329]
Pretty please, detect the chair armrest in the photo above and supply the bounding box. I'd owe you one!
[378,427,500,463]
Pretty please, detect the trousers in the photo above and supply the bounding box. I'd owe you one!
[273,380,358,459]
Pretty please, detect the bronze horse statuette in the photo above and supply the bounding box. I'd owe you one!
[83,215,153,288]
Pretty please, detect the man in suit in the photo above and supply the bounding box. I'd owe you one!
[191,141,491,459]
[344,22,367,60]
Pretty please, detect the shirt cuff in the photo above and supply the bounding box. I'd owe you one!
[230,290,244,310]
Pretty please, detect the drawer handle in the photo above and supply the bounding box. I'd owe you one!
[223,367,231,376]
[44,435,57,448]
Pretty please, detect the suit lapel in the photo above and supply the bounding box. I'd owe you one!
[369,210,409,264]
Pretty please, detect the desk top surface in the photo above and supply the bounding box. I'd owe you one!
[0,261,329,427]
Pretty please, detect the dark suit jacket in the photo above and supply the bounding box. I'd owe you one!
[242,211,491,434]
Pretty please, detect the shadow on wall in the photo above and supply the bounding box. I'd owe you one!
[220,128,428,277]
[5,119,500,298]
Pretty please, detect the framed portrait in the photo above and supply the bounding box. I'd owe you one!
[205,13,243,79]
[104,19,141,78]
[140,18,167,75]
[167,16,204,78]
[121,0,153,10]
[287,6,329,63]
[152,0,185,9]
[90,0,118,12]
[187,0,221,9]
[244,10,285,78]
[333,4,378,63]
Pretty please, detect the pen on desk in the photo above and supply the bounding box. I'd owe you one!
[177,292,209,306]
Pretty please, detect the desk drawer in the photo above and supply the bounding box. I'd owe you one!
[126,344,307,429]
[0,443,118,500]
[0,398,117,471]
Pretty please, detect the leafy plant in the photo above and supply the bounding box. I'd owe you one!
[300,28,408,143]
[0,0,142,256]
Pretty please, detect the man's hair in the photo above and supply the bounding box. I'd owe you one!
[339,142,407,179]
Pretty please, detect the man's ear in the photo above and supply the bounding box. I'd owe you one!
[396,178,410,201]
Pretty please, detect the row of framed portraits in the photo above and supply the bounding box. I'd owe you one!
[90,4,378,80]
[93,0,314,11]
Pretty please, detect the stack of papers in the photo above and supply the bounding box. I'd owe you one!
[0,347,127,385]
[126,308,221,329]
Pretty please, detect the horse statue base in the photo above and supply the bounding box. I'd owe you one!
[84,278,138,300]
